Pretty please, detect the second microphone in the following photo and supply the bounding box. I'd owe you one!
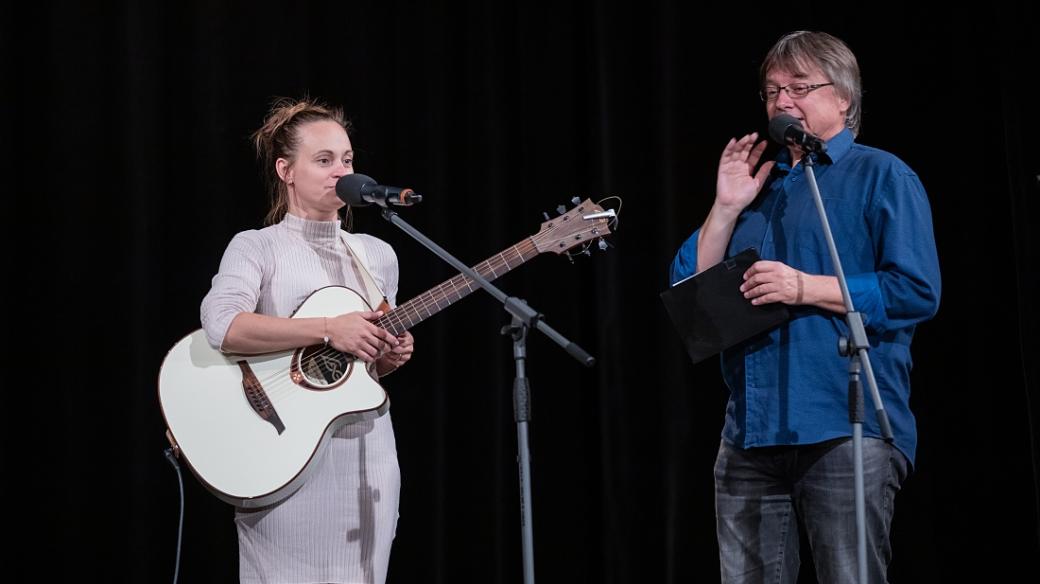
[336,174,423,207]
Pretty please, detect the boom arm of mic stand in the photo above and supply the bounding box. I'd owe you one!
[379,208,595,367]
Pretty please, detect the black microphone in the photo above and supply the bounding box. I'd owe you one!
[768,114,828,154]
[335,174,423,207]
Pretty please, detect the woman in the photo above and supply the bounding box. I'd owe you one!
[201,97,415,583]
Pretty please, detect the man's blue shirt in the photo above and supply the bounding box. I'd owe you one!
[670,129,940,465]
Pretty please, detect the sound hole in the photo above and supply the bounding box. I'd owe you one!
[293,345,354,390]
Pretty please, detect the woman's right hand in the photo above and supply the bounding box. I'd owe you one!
[715,132,775,213]
[326,311,400,362]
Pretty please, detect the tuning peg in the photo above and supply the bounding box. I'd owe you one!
[583,248,592,256]
[556,204,567,215]
[598,239,610,251]
[542,211,551,221]
[571,196,581,205]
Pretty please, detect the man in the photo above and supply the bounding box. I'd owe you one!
[670,31,940,583]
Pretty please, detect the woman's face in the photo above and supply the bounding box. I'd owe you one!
[278,119,354,221]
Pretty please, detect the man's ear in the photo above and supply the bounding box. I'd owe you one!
[838,95,851,118]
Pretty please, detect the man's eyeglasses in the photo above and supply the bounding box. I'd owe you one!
[760,82,834,102]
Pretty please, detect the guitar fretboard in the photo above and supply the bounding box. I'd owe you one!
[376,238,540,335]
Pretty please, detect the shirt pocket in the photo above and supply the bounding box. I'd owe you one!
[792,195,869,275]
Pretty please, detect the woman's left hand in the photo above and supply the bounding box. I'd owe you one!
[376,331,414,376]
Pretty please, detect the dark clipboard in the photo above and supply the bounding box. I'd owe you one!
[661,248,790,365]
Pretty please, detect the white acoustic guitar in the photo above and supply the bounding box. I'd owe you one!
[158,200,612,507]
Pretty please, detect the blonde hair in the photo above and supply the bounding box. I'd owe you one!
[760,31,863,136]
[251,97,353,225]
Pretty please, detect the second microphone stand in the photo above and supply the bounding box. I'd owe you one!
[802,152,894,584]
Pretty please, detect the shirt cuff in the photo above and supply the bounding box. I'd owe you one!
[847,272,887,332]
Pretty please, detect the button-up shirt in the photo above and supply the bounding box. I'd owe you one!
[670,128,941,464]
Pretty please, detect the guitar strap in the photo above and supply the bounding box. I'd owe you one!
[339,230,389,311]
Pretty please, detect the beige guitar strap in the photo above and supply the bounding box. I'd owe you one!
[339,231,395,378]
[339,230,390,311]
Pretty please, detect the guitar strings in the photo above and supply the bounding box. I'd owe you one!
[247,223,600,403]
[244,220,605,404]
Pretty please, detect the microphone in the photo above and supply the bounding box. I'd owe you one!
[335,174,423,207]
[768,114,828,154]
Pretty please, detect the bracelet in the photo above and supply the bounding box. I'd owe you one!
[323,317,330,346]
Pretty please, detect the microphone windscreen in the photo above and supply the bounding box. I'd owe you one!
[335,173,377,206]
[768,114,801,145]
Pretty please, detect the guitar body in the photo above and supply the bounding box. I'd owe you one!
[158,286,388,508]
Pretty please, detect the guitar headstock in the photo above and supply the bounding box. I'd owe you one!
[532,198,615,255]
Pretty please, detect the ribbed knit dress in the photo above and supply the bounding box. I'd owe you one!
[200,212,401,584]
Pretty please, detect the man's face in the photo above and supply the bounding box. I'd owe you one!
[763,65,850,143]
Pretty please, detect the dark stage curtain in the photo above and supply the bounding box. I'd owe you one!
[3,1,1037,581]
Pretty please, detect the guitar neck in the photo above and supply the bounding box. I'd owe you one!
[376,238,540,335]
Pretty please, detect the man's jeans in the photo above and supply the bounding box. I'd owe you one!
[715,437,908,584]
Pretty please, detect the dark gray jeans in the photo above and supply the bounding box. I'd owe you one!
[714,437,908,584]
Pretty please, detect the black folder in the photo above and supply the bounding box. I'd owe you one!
[661,248,790,365]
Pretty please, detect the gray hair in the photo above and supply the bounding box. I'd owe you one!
[760,31,862,136]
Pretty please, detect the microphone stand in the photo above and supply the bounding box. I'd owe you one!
[378,206,595,584]
[802,152,893,584]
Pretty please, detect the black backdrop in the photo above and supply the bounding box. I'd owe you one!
[3,1,1039,582]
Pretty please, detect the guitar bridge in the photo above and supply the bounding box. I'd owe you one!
[237,361,286,435]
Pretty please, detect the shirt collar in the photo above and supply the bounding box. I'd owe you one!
[281,212,342,244]
[773,127,855,175]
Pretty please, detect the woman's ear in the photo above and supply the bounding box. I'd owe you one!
[276,157,293,185]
